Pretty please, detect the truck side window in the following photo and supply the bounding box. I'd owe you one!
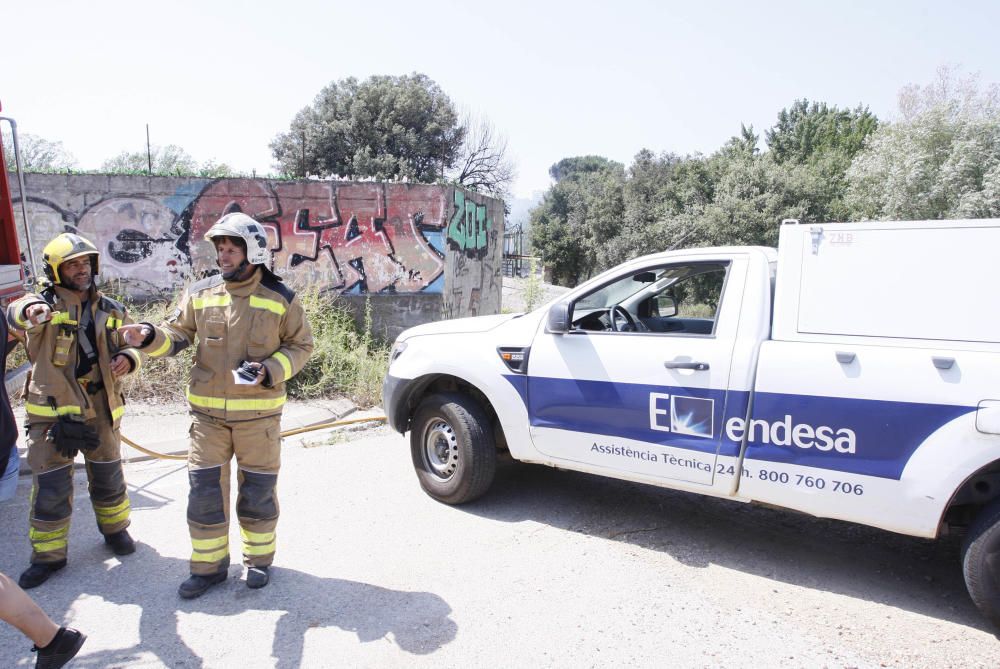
[572,262,728,335]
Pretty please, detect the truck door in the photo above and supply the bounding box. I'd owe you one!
[525,254,750,485]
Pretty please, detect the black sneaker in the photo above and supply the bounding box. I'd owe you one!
[104,529,136,556]
[33,626,86,669]
[18,561,67,589]
[178,571,227,599]
[246,566,269,589]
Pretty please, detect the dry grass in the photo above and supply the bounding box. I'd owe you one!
[116,299,194,403]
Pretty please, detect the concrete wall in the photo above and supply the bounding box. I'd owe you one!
[10,174,504,340]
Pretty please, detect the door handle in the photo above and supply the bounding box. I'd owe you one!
[664,361,710,371]
[932,356,955,370]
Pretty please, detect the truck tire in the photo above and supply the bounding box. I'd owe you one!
[962,497,1000,628]
[410,392,496,505]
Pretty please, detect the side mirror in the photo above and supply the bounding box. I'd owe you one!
[655,295,677,317]
[546,302,571,334]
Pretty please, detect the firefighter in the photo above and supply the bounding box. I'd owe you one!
[120,213,313,598]
[6,233,141,589]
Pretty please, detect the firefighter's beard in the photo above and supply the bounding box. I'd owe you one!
[63,271,93,292]
[220,259,250,281]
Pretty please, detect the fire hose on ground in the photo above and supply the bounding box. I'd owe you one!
[119,415,387,461]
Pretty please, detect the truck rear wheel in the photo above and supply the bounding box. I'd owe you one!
[410,392,496,505]
[962,497,1000,628]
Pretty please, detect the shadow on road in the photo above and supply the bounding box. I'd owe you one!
[2,477,457,668]
[459,458,991,634]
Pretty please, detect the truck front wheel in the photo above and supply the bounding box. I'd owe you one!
[962,497,1000,628]
[410,393,496,504]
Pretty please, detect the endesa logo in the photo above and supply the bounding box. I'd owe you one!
[648,393,715,439]
[648,392,857,454]
[725,415,857,454]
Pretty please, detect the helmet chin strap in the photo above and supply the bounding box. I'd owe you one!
[221,259,250,281]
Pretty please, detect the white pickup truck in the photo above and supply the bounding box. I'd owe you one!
[382,219,1000,627]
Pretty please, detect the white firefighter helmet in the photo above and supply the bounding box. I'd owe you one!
[204,213,271,267]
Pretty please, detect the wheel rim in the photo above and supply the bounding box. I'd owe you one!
[422,419,459,481]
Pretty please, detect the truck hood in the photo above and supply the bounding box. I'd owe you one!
[399,313,522,339]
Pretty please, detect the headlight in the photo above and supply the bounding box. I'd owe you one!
[390,340,408,362]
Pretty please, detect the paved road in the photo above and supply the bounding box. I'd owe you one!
[2,426,998,668]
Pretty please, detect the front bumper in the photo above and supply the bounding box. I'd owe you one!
[381,373,410,434]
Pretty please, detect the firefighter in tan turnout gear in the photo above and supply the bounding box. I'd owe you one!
[120,213,313,598]
[6,233,141,589]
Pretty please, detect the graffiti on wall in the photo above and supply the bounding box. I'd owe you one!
[12,178,501,299]
[183,180,450,293]
[15,196,188,294]
[447,190,491,257]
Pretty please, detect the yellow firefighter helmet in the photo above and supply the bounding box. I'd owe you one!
[41,233,100,285]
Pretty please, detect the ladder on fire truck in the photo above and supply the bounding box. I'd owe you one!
[1,100,37,394]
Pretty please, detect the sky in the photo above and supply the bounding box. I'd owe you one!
[4,0,1000,217]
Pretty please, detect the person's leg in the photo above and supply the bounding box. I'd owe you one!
[233,415,281,588]
[85,389,133,554]
[179,414,234,599]
[0,571,86,667]
[0,571,58,646]
[0,445,20,502]
[21,424,74,588]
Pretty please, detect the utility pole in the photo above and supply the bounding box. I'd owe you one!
[146,124,152,175]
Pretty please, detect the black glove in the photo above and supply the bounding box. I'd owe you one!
[48,418,100,459]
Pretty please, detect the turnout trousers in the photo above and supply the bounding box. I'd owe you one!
[25,387,131,564]
[187,412,281,576]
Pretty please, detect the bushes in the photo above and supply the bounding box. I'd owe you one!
[287,290,389,406]
[115,287,389,407]
[116,299,195,403]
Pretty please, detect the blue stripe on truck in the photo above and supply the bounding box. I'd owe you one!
[505,375,975,480]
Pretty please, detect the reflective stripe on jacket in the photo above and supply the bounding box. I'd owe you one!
[5,286,140,426]
[140,268,313,421]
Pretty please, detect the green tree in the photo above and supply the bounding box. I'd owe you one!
[1,131,76,171]
[846,67,1000,219]
[102,144,195,173]
[548,155,621,182]
[766,99,878,165]
[529,156,625,286]
[662,129,828,250]
[101,144,231,176]
[194,159,237,178]
[603,149,716,267]
[271,73,464,182]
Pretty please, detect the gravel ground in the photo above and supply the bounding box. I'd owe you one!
[2,425,999,667]
[502,275,570,313]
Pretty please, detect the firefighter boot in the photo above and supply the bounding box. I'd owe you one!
[104,529,136,556]
[33,627,86,669]
[246,566,269,589]
[18,561,67,589]
[178,570,228,599]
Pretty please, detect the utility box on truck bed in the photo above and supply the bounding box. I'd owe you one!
[775,221,1000,343]
[383,218,1000,628]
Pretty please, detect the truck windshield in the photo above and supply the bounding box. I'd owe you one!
[577,270,665,309]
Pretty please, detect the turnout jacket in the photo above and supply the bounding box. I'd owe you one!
[6,285,141,426]
[139,268,313,422]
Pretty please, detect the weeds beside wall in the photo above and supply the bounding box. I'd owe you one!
[115,287,389,408]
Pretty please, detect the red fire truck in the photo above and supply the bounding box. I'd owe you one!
[1,100,35,389]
